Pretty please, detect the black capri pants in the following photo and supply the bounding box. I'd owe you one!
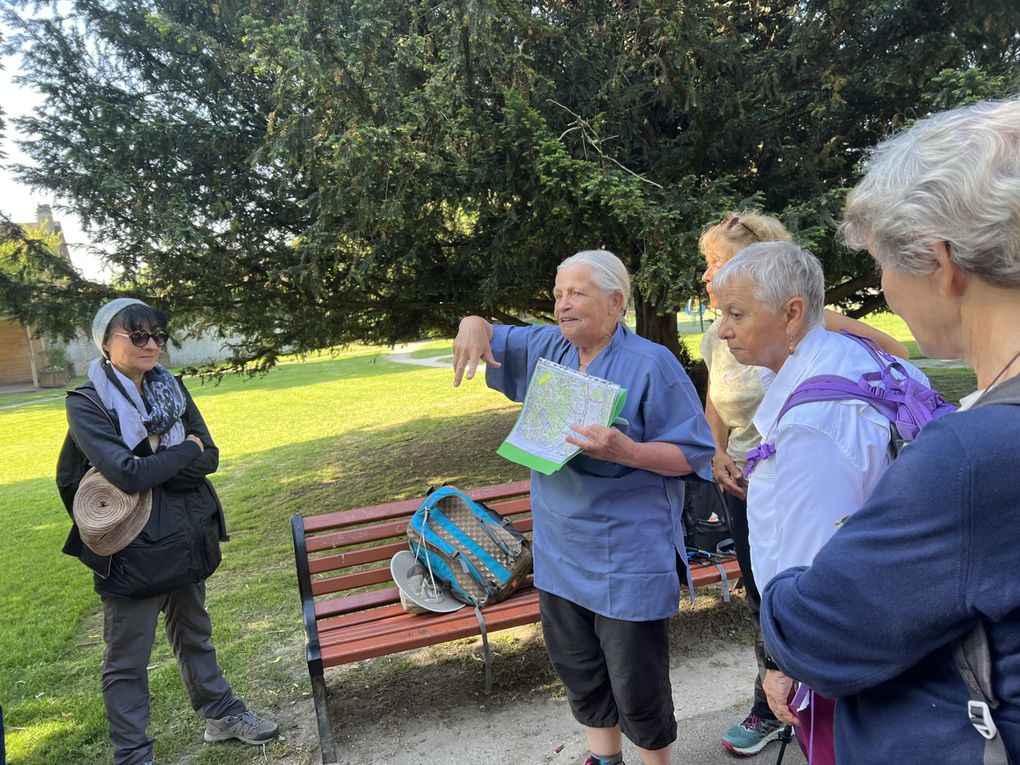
[539,590,677,751]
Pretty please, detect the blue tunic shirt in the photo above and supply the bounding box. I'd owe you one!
[487,322,714,620]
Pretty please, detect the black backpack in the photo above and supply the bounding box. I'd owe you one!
[682,480,732,554]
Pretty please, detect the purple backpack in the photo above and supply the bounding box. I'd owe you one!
[745,331,956,477]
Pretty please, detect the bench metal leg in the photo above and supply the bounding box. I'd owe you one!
[311,671,338,764]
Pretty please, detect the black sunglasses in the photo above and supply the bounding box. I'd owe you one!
[112,330,170,348]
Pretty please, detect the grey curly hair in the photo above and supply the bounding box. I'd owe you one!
[841,98,1020,287]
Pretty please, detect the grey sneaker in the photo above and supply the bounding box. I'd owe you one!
[204,709,279,745]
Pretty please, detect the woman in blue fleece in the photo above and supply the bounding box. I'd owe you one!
[760,98,1020,763]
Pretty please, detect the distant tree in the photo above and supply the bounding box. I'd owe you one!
[3,0,1019,371]
[1,46,101,337]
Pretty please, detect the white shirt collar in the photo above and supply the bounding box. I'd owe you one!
[752,323,829,440]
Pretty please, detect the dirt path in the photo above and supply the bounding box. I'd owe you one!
[290,593,806,765]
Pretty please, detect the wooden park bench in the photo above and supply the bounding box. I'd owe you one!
[291,479,741,764]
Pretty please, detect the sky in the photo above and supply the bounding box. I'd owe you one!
[1,50,109,281]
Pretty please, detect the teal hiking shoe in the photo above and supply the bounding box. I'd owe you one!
[204,710,279,745]
[721,713,790,756]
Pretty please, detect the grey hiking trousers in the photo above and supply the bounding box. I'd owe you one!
[101,581,245,765]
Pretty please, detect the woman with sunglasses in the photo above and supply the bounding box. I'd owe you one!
[699,212,908,758]
[57,298,277,765]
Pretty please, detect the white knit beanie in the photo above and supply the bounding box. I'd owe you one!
[92,298,149,355]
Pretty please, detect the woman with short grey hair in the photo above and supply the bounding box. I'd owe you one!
[760,98,1020,762]
[712,241,930,763]
[711,241,826,329]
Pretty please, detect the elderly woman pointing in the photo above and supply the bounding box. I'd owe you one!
[710,242,931,763]
[454,249,714,765]
[760,99,1020,762]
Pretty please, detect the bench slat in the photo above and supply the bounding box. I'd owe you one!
[316,604,408,634]
[314,586,402,619]
[305,519,411,554]
[311,565,392,597]
[321,593,544,666]
[302,480,532,533]
[320,587,541,649]
[309,541,408,574]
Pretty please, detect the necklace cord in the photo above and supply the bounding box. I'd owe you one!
[976,347,1020,404]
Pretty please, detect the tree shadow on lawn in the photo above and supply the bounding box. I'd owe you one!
[215,407,528,528]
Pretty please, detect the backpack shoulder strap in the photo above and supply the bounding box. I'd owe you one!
[775,374,902,424]
[952,622,1012,764]
[949,382,1020,764]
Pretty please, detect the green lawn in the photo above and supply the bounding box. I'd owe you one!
[0,347,526,765]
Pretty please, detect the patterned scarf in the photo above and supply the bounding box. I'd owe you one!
[88,359,187,451]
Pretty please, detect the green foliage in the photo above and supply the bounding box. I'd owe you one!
[42,341,70,369]
[0,220,102,339]
[3,1,1019,369]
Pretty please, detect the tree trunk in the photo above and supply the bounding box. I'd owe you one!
[635,299,682,358]
[634,296,707,404]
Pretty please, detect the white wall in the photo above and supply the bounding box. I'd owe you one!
[63,328,240,374]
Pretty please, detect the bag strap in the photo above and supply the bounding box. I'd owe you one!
[67,388,119,432]
[472,606,493,695]
[950,383,1020,763]
[952,623,1011,764]
[745,343,954,478]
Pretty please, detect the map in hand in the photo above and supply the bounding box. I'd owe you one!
[497,357,627,475]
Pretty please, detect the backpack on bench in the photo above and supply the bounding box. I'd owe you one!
[405,485,533,693]
[407,485,532,608]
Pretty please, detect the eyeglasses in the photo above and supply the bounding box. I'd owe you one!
[112,330,170,348]
[721,215,761,241]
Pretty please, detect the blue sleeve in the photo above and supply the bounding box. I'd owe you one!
[759,418,973,698]
[639,353,715,481]
[486,324,543,403]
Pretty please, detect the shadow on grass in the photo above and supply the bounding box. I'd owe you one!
[215,407,527,529]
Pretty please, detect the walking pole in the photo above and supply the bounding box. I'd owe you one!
[774,723,793,765]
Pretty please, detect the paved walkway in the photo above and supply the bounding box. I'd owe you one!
[0,383,65,410]
[910,357,971,369]
[0,382,40,395]
[386,341,455,369]
[330,638,806,764]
